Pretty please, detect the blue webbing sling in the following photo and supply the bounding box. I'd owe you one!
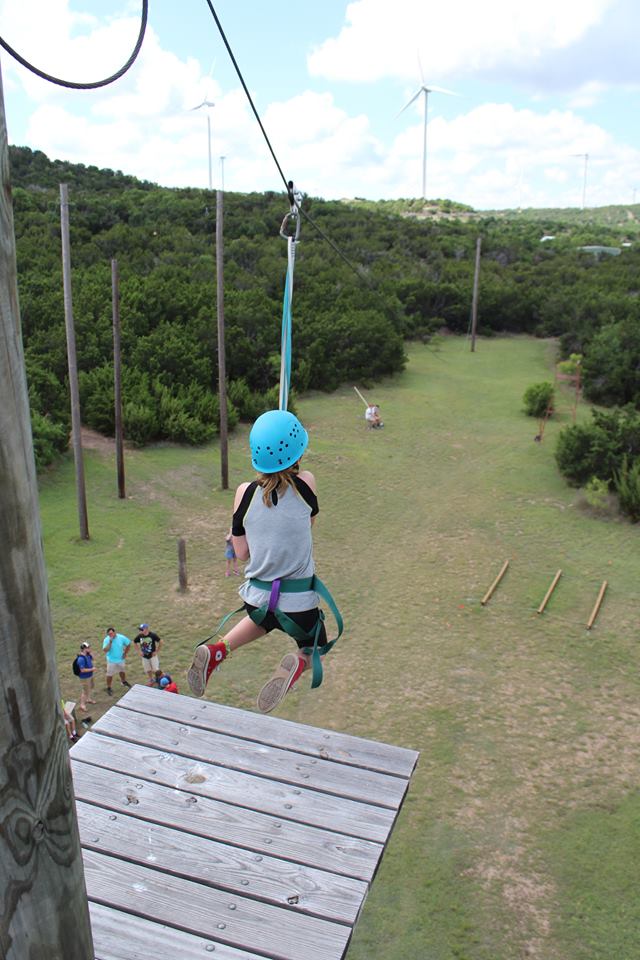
[201,187,343,690]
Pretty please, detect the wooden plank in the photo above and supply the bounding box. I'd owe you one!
[77,801,368,925]
[72,732,396,843]
[84,849,352,960]
[120,685,419,778]
[90,901,263,960]
[71,760,382,882]
[92,707,408,808]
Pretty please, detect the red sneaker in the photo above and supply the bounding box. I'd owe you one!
[187,641,228,698]
[257,653,306,714]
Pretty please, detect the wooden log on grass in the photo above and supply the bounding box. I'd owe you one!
[480,560,509,606]
[537,569,562,615]
[586,580,608,630]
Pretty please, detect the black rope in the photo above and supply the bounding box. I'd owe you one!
[203,1,386,297]
[0,0,148,89]
[203,0,291,197]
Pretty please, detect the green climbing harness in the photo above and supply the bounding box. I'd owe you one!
[205,573,343,689]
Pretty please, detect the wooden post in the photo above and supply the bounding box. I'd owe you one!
[480,559,509,606]
[60,183,90,539]
[470,236,481,352]
[177,538,188,593]
[111,259,125,499]
[0,67,94,960]
[586,580,608,630]
[537,569,562,614]
[216,187,229,490]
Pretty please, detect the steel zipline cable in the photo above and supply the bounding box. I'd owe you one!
[0,0,148,89]
[203,0,386,295]
[0,0,391,309]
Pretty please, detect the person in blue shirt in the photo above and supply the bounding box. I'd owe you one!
[102,626,132,696]
[77,641,96,711]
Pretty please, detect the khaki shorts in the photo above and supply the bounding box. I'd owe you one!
[142,655,160,673]
[106,660,126,676]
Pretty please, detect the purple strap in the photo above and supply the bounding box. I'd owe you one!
[268,579,282,613]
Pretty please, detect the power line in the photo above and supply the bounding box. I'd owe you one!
[0,1,148,89]
[203,0,291,200]
[202,1,391,300]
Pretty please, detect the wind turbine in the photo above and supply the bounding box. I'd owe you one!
[398,60,456,201]
[191,97,215,190]
[190,59,216,189]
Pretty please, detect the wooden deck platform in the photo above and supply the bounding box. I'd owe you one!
[70,684,419,960]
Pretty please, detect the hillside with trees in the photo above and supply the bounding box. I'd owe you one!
[10,146,640,506]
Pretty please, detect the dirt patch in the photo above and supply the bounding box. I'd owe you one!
[65,579,98,595]
[81,427,117,452]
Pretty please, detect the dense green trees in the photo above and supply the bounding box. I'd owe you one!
[10,145,640,476]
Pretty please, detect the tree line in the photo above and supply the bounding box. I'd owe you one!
[10,147,640,493]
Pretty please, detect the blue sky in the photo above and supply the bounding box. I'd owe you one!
[1,0,640,209]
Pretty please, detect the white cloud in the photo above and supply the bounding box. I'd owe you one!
[4,0,640,210]
[308,0,617,85]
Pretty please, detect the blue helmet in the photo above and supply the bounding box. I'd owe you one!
[250,410,308,473]
[159,676,171,688]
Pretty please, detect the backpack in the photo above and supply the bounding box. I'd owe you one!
[72,656,82,677]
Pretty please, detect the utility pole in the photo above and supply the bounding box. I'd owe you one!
[60,183,89,539]
[216,183,229,489]
[0,65,94,960]
[111,259,125,499]
[470,236,482,352]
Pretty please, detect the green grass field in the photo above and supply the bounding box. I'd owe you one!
[43,337,640,960]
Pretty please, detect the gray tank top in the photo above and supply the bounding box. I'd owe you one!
[238,480,319,611]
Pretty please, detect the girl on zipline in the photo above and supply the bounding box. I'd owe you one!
[187,408,332,713]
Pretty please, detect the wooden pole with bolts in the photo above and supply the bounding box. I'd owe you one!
[586,580,608,630]
[537,569,562,614]
[216,186,229,489]
[480,559,509,606]
[60,182,90,539]
[0,65,94,959]
[111,259,125,499]
[470,236,482,352]
[177,537,188,593]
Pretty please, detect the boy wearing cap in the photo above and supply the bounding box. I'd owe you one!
[134,623,163,685]
[77,642,96,711]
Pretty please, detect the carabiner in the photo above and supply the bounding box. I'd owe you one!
[280,181,302,241]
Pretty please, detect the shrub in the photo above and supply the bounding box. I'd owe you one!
[555,407,640,487]
[30,411,68,470]
[584,476,609,510]
[615,456,640,522]
[523,382,554,418]
[557,353,582,376]
[124,401,158,445]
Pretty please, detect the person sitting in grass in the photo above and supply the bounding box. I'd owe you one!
[187,409,327,713]
[365,403,383,428]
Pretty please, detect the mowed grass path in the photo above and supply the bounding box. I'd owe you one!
[43,337,640,960]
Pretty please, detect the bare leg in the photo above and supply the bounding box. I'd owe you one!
[188,617,267,697]
[223,616,268,651]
